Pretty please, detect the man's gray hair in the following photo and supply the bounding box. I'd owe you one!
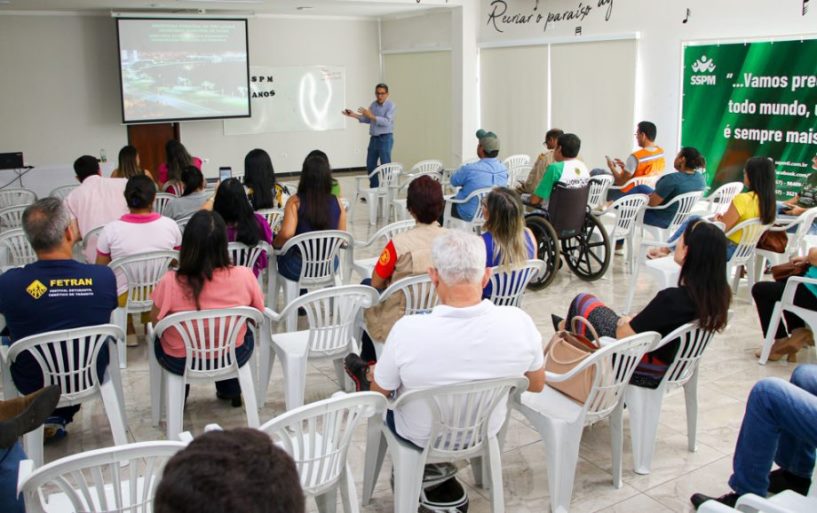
[22,197,71,252]
[431,230,486,285]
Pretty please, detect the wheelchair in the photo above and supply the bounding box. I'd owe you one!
[525,182,611,289]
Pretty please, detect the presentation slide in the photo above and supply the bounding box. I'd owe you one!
[116,18,250,123]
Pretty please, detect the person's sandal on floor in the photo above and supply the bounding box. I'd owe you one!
[0,385,61,448]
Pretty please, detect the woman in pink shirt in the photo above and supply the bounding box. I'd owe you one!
[151,210,265,406]
[157,140,202,195]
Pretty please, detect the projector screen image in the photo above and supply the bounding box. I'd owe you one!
[116,18,251,123]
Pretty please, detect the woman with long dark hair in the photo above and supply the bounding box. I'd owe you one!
[212,178,272,277]
[556,221,731,387]
[480,187,536,298]
[244,148,289,210]
[151,210,264,406]
[274,153,347,281]
[650,156,776,259]
[164,165,212,220]
[111,145,156,182]
[158,140,202,195]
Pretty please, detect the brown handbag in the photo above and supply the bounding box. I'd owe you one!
[544,318,601,404]
[757,229,788,253]
[771,260,809,282]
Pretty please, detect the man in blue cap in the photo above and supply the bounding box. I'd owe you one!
[448,129,508,221]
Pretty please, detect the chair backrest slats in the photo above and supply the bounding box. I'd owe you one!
[588,175,615,210]
[110,251,178,312]
[488,260,546,307]
[608,194,649,240]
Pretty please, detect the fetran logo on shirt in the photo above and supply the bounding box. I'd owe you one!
[26,280,48,299]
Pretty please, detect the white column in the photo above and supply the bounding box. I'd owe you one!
[450,3,479,167]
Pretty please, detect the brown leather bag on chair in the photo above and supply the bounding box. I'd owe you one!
[544,317,601,404]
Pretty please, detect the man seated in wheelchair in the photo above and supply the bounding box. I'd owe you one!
[524,133,589,211]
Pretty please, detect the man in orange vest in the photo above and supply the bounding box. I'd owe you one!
[605,121,666,197]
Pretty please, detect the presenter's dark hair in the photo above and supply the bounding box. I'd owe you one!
[244,148,277,209]
[73,155,100,182]
[181,165,204,197]
[545,129,564,142]
[165,140,194,183]
[375,83,389,92]
[678,147,706,171]
[175,210,232,311]
[213,178,260,247]
[297,155,334,230]
[744,157,777,225]
[124,175,156,210]
[117,145,142,179]
[557,134,581,159]
[406,175,444,224]
[637,121,657,141]
[678,221,730,332]
[154,428,305,513]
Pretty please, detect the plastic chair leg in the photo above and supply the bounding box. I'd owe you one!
[362,418,387,505]
[315,486,338,513]
[257,336,274,407]
[367,193,378,225]
[237,364,260,428]
[390,441,426,513]
[148,344,163,426]
[610,400,624,488]
[280,352,307,411]
[111,307,128,369]
[626,385,664,475]
[340,463,361,513]
[534,418,582,513]
[284,280,299,332]
[99,379,128,446]
[625,260,641,314]
[684,371,700,452]
[470,455,485,488]
[759,301,785,365]
[165,373,186,440]
[486,437,505,513]
[23,426,43,468]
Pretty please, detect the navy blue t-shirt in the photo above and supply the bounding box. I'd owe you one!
[0,259,117,341]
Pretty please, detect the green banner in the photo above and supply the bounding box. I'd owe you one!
[681,39,817,199]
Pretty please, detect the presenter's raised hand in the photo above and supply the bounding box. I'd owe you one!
[342,108,359,119]
[357,106,375,121]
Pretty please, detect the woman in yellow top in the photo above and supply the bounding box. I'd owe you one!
[650,156,776,259]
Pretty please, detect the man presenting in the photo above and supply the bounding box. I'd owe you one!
[518,128,564,194]
[344,230,545,448]
[343,83,395,188]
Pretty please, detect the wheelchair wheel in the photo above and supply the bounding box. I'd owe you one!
[525,215,560,290]
[561,213,610,281]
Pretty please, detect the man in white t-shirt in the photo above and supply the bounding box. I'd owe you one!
[362,230,545,448]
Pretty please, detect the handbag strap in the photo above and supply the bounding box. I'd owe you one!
[571,316,601,347]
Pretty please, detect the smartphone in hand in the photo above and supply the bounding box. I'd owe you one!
[218,166,232,183]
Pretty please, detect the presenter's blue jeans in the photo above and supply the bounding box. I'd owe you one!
[0,443,25,513]
[729,364,817,495]
[366,133,394,188]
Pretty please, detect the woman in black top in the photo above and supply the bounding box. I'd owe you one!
[555,221,731,387]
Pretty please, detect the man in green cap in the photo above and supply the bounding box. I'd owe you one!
[448,129,508,221]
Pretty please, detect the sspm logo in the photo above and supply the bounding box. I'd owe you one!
[690,55,717,85]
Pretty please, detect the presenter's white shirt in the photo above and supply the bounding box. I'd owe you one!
[374,300,544,447]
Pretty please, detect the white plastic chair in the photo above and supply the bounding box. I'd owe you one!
[49,184,78,201]
[588,175,615,211]
[256,207,285,233]
[270,230,353,320]
[443,187,493,233]
[76,225,104,263]
[0,324,128,467]
[642,191,704,242]
[147,307,263,439]
[352,162,402,225]
[109,250,179,368]
[614,323,718,475]
[363,377,529,513]
[487,260,546,307]
[259,285,378,409]
[227,240,272,301]
[0,228,36,271]
[754,208,817,282]
[175,213,193,233]
[514,331,660,513]
[17,439,189,513]
[501,154,530,171]
[351,219,416,279]
[152,192,175,216]
[607,175,660,196]
[725,218,769,295]
[259,392,387,513]
[507,164,533,189]
[695,181,744,216]
[0,204,27,231]
[390,164,442,221]
[0,188,36,209]
[758,275,817,365]
[598,194,649,274]
[362,274,439,360]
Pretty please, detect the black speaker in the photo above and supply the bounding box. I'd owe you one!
[0,152,24,170]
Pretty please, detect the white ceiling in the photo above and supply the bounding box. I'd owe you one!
[0,0,458,18]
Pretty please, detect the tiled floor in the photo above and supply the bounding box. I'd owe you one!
[22,176,813,512]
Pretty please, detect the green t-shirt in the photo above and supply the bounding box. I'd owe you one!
[534,159,590,200]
